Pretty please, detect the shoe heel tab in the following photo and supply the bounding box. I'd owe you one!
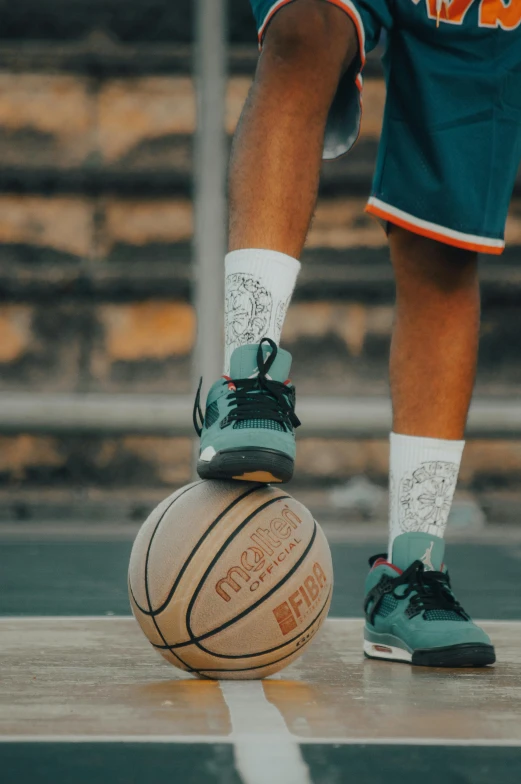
[369,555,402,575]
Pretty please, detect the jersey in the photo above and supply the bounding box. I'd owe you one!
[249,0,521,254]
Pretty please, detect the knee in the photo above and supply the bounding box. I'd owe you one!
[390,227,479,297]
[262,0,357,72]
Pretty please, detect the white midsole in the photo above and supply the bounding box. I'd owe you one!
[199,446,217,462]
[363,639,413,663]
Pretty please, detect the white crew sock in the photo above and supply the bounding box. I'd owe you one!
[224,249,301,373]
[388,432,465,560]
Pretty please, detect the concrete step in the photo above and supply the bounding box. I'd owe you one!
[0,190,520,395]
[0,41,385,80]
[0,194,520,296]
[0,73,388,197]
[0,70,517,198]
[3,295,521,396]
[0,0,255,46]
[0,485,518,527]
[0,0,383,68]
[2,394,521,506]
[0,0,385,79]
[2,432,521,501]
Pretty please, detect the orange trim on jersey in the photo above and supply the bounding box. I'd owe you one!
[324,1,367,153]
[258,0,297,43]
[257,0,367,155]
[365,202,505,256]
[326,0,366,67]
[258,0,367,65]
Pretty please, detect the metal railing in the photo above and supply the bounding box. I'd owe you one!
[2,393,521,438]
[192,0,227,397]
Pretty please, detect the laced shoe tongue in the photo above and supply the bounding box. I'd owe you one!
[391,533,445,573]
[229,343,292,383]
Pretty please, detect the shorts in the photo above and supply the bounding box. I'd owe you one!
[249,0,521,254]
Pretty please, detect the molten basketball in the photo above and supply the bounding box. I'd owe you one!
[128,480,333,680]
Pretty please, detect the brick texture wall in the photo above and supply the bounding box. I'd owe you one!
[1,2,520,501]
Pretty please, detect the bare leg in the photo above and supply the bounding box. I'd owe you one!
[389,226,480,440]
[228,0,358,256]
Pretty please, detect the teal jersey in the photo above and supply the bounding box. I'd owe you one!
[249,0,521,253]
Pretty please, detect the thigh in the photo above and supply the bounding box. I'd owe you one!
[249,0,389,49]
[247,0,393,159]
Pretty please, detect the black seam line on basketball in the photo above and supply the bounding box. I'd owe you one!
[134,483,273,681]
[128,577,144,614]
[151,584,332,660]
[142,481,207,673]
[147,487,281,681]
[194,631,321,673]
[183,495,303,645]
[152,492,293,657]
[192,583,332,660]
[180,517,318,650]
[139,483,270,618]
[128,479,207,616]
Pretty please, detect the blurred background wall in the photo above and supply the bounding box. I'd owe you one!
[1,0,521,523]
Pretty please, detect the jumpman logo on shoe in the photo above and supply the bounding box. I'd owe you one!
[248,367,273,380]
[420,541,435,571]
[364,534,496,667]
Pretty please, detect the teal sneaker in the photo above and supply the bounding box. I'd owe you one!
[193,338,300,483]
[363,532,495,667]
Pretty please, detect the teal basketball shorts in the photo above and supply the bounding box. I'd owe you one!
[249,0,521,254]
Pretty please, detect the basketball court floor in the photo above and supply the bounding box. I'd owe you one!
[1,523,521,783]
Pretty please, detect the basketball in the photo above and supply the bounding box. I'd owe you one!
[128,480,333,679]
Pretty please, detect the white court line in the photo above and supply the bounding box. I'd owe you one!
[1,735,521,747]
[2,616,520,626]
[3,617,520,756]
[325,618,521,627]
[220,681,312,784]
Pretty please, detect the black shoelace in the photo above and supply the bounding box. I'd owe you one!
[193,338,301,437]
[364,559,470,625]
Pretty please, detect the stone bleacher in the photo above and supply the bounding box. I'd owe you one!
[1,0,521,519]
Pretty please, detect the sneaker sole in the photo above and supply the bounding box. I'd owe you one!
[363,639,496,668]
[197,447,294,484]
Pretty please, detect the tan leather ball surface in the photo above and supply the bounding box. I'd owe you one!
[128,480,333,680]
